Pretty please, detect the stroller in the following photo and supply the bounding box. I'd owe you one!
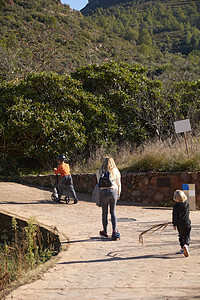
[51,175,70,204]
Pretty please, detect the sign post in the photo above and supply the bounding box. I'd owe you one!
[174,119,191,156]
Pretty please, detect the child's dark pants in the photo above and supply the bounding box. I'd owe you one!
[58,175,77,201]
[177,224,191,247]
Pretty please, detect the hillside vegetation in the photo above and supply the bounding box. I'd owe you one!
[1,0,200,174]
[83,0,200,80]
[0,0,139,81]
[2,0,200,81]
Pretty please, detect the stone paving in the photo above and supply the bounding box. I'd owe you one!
[0,182,200,300]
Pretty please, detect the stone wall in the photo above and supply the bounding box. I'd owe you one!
[7,171,200,208]
[120,172,200,208]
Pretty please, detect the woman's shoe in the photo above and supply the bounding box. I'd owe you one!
[99,230,108,238]
[112,230,120,241]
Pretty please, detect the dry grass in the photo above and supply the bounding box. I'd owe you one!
[72,135,200,173]
[3,253,60,299]
[0,218,62,299]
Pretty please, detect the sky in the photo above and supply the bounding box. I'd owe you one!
[61,0,89,11]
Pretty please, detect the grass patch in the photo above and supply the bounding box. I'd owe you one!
[72,136,200,173]
[4,136,199,177]
[120,137,200,172]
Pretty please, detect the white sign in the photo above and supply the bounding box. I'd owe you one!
[182,184,196,211]
[174,119,191,134]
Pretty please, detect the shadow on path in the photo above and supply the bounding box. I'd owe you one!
[0,200,77,205]
[57,252,180,266]
[65,237,118,244]
[0,200,54,205]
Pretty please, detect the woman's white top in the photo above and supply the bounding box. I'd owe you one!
[96,167,121,197]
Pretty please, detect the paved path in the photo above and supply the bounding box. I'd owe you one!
[0,182,200,300]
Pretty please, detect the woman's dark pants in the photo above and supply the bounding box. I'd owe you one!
[100,189,118,233]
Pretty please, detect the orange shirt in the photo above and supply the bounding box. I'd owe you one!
[54,162,70,178]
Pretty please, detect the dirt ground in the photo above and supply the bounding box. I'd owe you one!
[0,182,199,300]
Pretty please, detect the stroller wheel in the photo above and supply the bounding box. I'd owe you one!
[51,194,57,202]
[65,196,70,204]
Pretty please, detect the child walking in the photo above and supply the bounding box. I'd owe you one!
[54,155,78,204]
[172,190,191,257]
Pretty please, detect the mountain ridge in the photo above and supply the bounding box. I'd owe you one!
[82,0,200,14]
[82,0,125,14]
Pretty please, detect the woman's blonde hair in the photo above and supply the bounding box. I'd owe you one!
[173,190,187,202]
[100,157,117,179]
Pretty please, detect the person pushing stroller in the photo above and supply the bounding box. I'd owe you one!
[54,155,78,204]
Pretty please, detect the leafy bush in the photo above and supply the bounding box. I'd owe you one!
[0,71,118,170]
[1,61,200,173]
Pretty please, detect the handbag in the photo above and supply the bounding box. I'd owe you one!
[92,184,101,207]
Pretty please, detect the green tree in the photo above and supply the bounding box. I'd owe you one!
[124,27,139,42]
[138,28,152,46]
[0,74,86,168]
[72,62,166,142]
[0,72,119,169]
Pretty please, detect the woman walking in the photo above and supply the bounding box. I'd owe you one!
[96,157,121,240]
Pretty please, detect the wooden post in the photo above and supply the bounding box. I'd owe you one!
[184,132,189,156]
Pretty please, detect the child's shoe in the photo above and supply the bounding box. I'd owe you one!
[180,248,184,254]
[112,230,120,241]
[183,244,189,257]
[99,230,108,238]
[74,199,78,204]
